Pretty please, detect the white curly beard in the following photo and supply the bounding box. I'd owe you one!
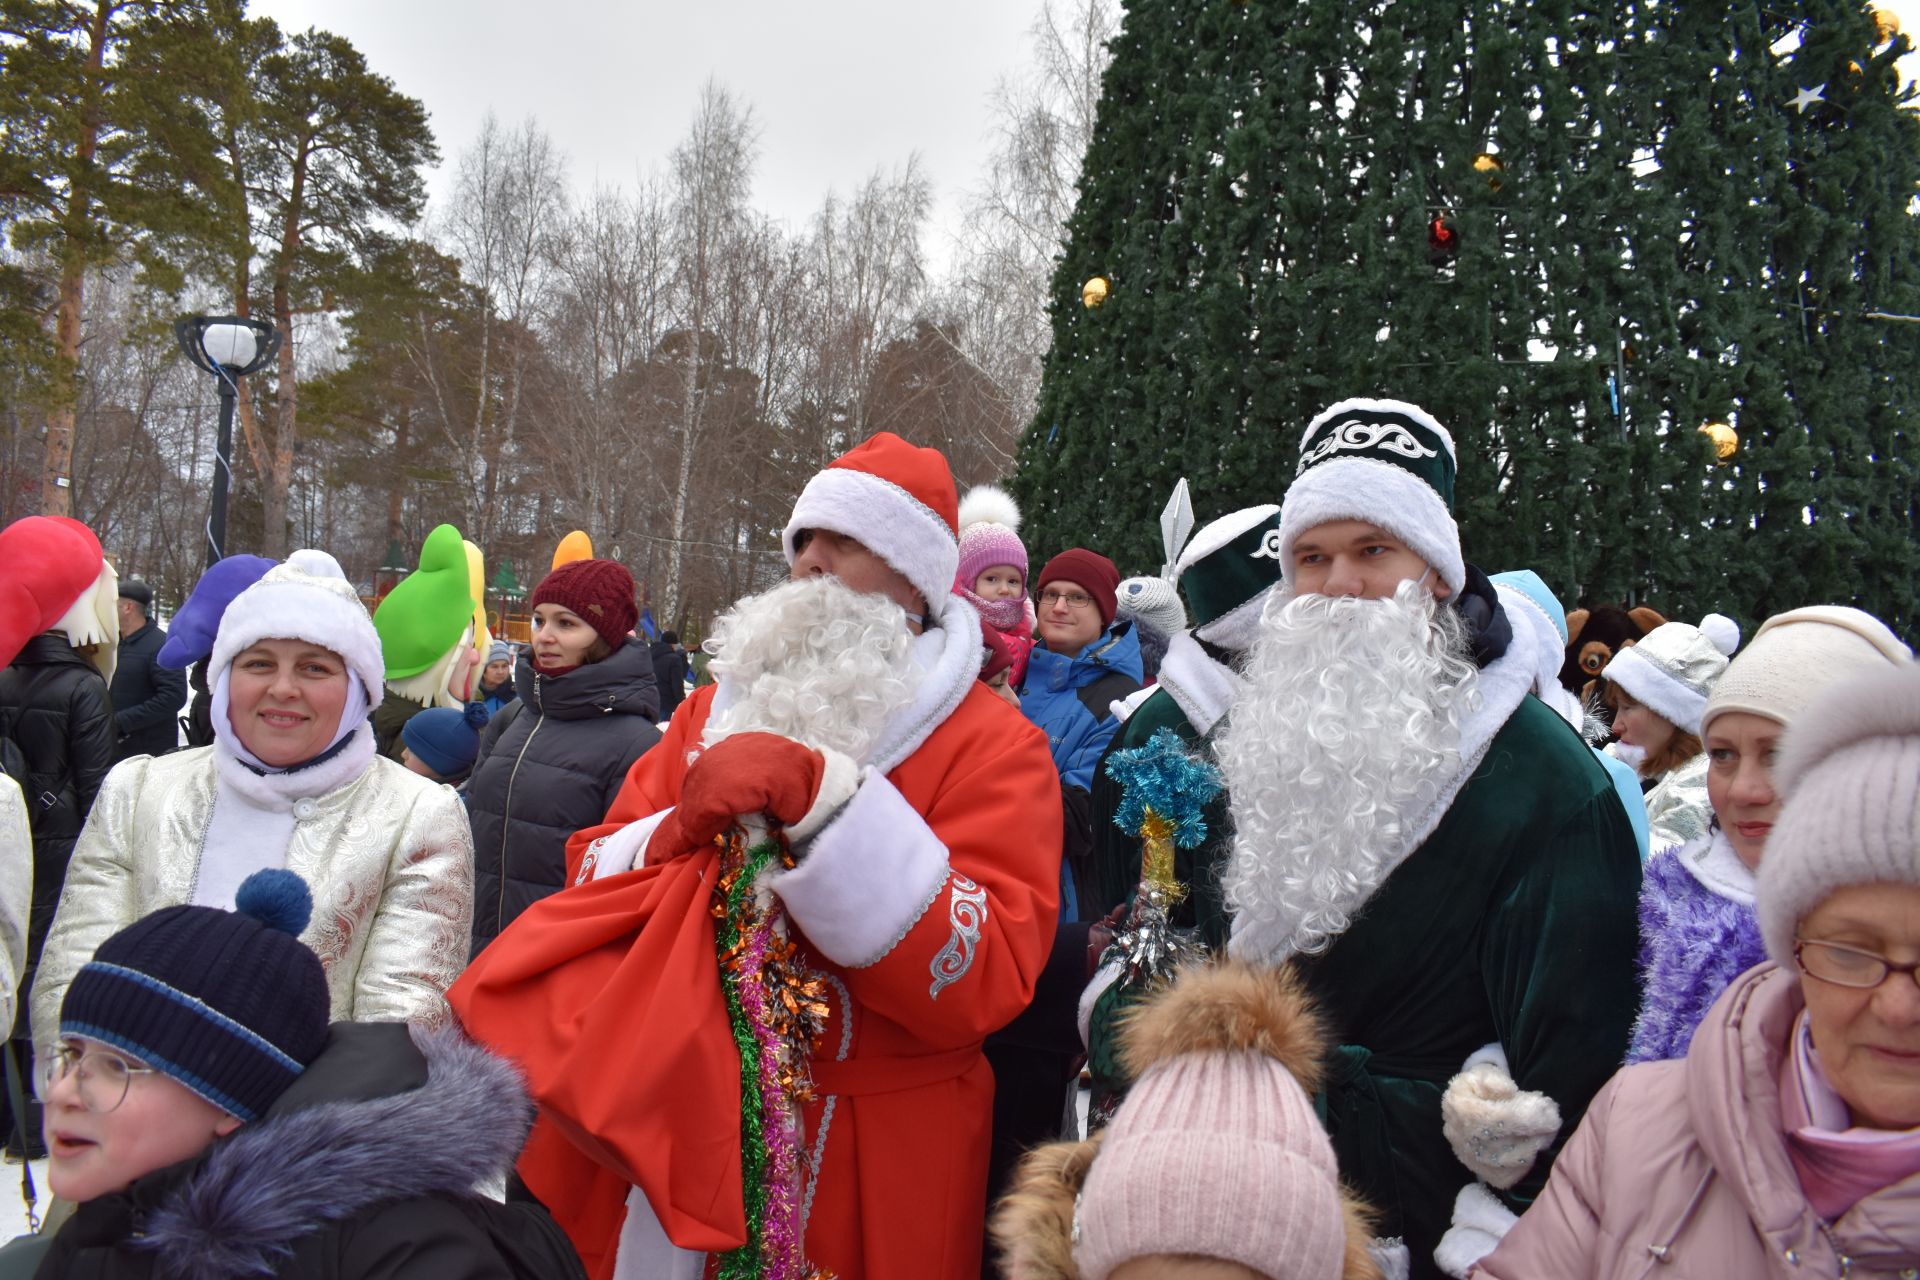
[1220,581,1480,963]
[700,576,924,764]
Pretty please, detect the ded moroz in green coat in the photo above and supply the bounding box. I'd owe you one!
[1293,692,1642,1278]
[1087,608,1641,1280]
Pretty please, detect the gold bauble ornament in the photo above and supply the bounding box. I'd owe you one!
[1699,421,1739,462]
[1082,276,1111,309]
[1472,152,1506,191]
[1873,6,1900,44]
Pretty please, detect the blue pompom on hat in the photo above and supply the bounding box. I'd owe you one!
[156,555,276,670]
[59,869,329,1121]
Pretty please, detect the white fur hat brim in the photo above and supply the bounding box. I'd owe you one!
[1278,456,1465,594]
[211,549,385,707]
[783,468,958,611]
[1600,643,1705,737]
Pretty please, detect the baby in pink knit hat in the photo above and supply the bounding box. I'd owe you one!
[991,961,1382,1280]
[955,485,1037,688]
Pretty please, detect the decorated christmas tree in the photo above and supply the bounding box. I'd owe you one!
[1014,0,1920,636]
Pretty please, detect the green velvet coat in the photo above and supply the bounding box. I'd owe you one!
[1294,696,1642,1279]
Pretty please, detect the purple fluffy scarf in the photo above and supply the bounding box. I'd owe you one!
[1626,837,1767,1064]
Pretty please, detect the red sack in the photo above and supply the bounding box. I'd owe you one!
[449,846,748,1273]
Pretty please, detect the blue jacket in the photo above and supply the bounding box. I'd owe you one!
[1020,621,1144,792]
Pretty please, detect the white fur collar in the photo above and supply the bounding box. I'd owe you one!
[708,593,982,776]
[1153,630,1245,737]
[1672,828,1758,907]
[210,723,377,812]
[1367,634,1537,879]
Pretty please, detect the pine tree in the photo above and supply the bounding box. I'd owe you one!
[0,0,231,517]
[1014,0,1920,638]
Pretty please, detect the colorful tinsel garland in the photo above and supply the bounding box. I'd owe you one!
[711,826,834,1280]
[1103,728,1225,1020]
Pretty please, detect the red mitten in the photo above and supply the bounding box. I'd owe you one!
[654,732,827,852]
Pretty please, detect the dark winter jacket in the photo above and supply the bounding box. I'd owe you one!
[0,634,115,989]
[370,696,425,763]
[466,642,660,956]
[1626,832,1766,1065]
[0,1022,584,1280]
[181,662,213,751]
[106,622,185,763]
[648,639,688,721]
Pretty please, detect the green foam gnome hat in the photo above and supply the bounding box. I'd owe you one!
[373,523,476,680]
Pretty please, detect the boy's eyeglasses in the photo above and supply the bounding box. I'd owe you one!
[1038,590,1094,610]
[40,1042,155,1113]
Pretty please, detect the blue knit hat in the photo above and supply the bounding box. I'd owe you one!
[59,870,329,1121]
[156,555,276,670]
[402,703,487,778]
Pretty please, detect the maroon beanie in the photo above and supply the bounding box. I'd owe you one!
[1037,548,1122,628]
[531,559,638,649]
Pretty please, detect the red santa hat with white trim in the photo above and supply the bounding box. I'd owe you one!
[782,432,961,613]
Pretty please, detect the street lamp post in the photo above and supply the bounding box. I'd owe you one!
[175,315,280,569]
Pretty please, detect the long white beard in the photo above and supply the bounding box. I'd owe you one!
[1219,581,1480,962]
[701,576,923,764]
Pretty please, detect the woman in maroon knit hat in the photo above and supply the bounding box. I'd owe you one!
[464,559,661,958]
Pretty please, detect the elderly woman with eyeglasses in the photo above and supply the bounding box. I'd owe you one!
[1474,659,1920,1279]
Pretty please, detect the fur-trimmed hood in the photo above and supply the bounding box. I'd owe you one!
[991,961,1381,1280]
[127,1023,531,1279]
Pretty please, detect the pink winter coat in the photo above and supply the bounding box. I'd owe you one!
[1475,963,1920,1279]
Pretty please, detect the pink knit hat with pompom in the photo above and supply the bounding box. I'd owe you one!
[954,484,1028,591]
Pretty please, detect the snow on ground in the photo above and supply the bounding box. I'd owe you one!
[0,1158,50,1243]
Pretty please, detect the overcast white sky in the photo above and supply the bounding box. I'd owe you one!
[251,0,1920,277]
[249,0,1041,271]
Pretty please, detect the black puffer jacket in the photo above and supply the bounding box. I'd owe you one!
[0,634,114,987]
[466,641,659,956]
[0,1023,586,1280]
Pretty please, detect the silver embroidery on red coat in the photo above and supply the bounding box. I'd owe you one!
[929,874,987,999]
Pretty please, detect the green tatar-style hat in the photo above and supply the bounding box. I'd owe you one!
[373,523,476,679]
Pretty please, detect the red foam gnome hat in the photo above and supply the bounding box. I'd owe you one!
[0,516,105,669]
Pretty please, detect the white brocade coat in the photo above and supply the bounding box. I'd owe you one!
[31,743,474,1058]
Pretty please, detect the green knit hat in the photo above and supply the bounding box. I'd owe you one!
[373,524,476,679]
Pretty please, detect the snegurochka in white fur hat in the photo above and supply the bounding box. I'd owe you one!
[1602,612,1741,853]
[27,548,475,1063]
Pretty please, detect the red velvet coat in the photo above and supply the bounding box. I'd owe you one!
[451,677,1062,1280]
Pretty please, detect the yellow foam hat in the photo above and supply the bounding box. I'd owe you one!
[552,530,593,570]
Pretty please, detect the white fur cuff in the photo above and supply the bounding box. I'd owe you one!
[786,748,860,843]
[583,808,675,882]
[1433,1182,1520,1279]
[1370,1237,1411,1280]
[1441,1059,1562,1189]
[768,771,949,968]
[1078,958,1124,1050]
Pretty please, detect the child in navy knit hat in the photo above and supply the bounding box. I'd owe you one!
[41,868,329,1205]
[12,868,587,1278]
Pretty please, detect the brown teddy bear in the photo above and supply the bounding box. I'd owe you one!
[1559,603,1667,708]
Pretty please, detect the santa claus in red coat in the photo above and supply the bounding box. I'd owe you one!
[451,433,1063,1280]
